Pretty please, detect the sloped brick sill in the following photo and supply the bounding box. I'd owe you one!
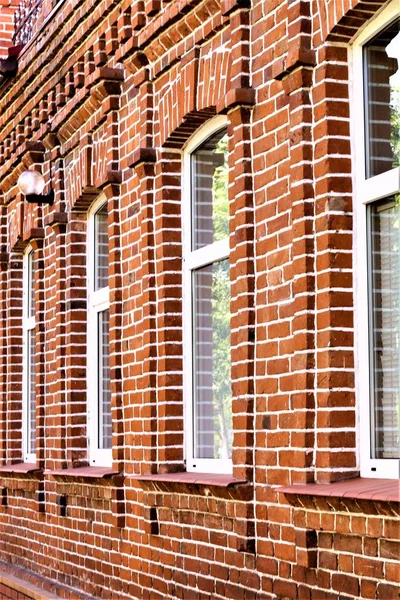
[0,463,40,474]
[0,569,57,600]
[279,478,400,503]
[136,472,248,488]
[46,466,120,479]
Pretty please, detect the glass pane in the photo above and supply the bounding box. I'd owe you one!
[28,252,34,318]
[193,260,232,460]
[365,20,400,177]
[98,309,111,449]
[369,196,400,459]
[95,204,108,290]
[192,129,229,250]
[28,330,36,454]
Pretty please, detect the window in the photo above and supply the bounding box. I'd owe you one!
[22,249,36,463]
[183,116,233,474]
[353,2,400,479]
[87,197,112,466]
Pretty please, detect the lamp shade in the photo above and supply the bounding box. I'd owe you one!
[17,170,46,196]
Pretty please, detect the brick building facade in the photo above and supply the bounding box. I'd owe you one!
[0,0,399,598]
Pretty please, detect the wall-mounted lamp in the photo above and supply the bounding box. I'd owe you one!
[17,170,54,205]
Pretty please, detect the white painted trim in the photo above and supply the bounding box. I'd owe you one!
[185,239,230,270]
[183,115,228,155]
[352,2,400,479]
[22,248,36,464]
[183,116,233,475]
[87,194,112,467]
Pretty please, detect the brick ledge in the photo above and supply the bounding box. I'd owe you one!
[136,472,248,488]
[0,569,58,599]
[0,462,40,474]
[278,478,400,503]
[46,466,120,479]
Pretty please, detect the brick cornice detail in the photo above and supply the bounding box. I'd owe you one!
[54,68,124,146]
[217,88,255,114]
[22,227,45,243]
[273,0,316,84]
[43,212,68,228]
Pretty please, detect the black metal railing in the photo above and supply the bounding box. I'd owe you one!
[13,0,43,46]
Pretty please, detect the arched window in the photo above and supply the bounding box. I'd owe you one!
[183,116,233,474]
[23,248,36,463]
[353,2,400,479]
[87,196,111,466]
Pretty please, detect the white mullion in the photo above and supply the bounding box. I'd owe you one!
[359,167,400,205]
[26,316,35,331]
[185,238,230,271]
[22,249,36,464]
[92,286,110,311]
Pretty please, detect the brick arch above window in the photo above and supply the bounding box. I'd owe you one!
[314,0,390,43]
[156,30,254,149]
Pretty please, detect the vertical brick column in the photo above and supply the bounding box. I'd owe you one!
[63,211,87,468]
[123,73,159,476]
[135,159,158,473]
[312,44,356,483]
[228,106,255,483]
[44,221,67,470]
[284,65,316,485]
[154,150,184,472]
[278,0,317,486]
[105,184,124,468]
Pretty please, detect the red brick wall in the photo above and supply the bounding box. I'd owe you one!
[0,1,18,59]
[0,0,399,598]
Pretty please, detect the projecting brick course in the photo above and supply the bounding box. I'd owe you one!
[0,0,398,598]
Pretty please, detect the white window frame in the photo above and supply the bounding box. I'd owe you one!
[352,0,400,479]
[87,194,112,467]
[22,247,36,463]
[182,115,232,474]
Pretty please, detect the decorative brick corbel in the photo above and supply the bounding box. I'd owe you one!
[128,147,157,170]
[281,66,313,96]
[43,212,68,231]
[22,227,45,244]
[123,49,147,75]
[43,131,61,151]
[217,3,254,115]
[21,142,46,169]
[273,0,316,85]
[217,88,255,114]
